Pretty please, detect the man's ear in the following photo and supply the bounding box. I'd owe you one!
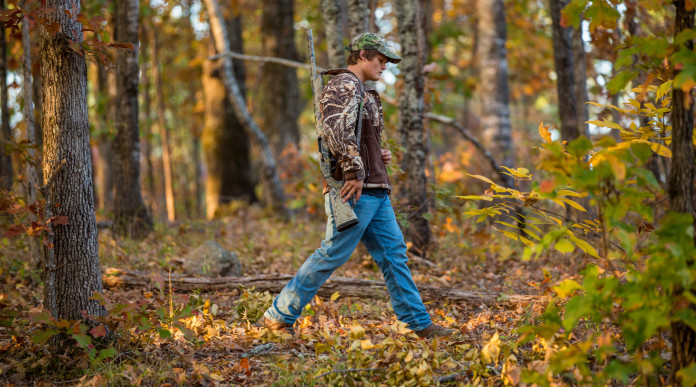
[359,49,365,61]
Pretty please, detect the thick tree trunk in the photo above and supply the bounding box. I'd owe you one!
[549,0,580,142]
[476,0,514,184]
[103,268,542,305]
[260,0,300,158]
[670,1,696,383]
[320,0,346,69]
[202,0,286,214]
[347,0,369,39]
[139,23,156,215]
[94,66,115,213]
[20,1,40,264]
[0,0,11,191]
[395,0,432,256]
[572,26,589,138]
[112,0,153,238]
[203,13,255,219]
[150,23,176,222]
[39,0,107,321]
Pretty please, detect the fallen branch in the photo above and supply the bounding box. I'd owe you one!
[102,268,544,306]
[208,51,326,73]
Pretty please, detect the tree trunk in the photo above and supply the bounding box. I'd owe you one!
[103,268,542,306]
[139,22,156,215]
[39,0,107,321]
[93,65,115,213]
[670,1,696,383]
[395,0,432,256]
[260,0,300,158]
[150,22,176,222]
[112,0,153,238]
[320,0,346,69]
[476,0,514,184]
[202,12,255,219]
[20,0,40,264]
[549,0,580,142]
[572,25,589,138]
[347,0,369,39]
[202,0,286,214]
[0,0,12,191]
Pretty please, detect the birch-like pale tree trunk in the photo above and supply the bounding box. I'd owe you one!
[670,1,696,382]
[39,0,107,321]
[0,0,11,191]
[395,0,432,256]
[150,22,176,222]
[476,0,514,186]
[549,0,580,142]
[347,0,369,39]
[112,0,152,237]
[260,0,300,158]
[320,0,345,69]
[202,0,286,213]
[202,8,255,219]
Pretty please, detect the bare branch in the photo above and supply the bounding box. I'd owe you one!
[208,51,326,72]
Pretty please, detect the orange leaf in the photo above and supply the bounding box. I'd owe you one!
[539,121,552,143]
[90,324,107,338]
[540,180,554,193]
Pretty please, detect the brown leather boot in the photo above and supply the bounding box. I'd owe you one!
[256,317,295,335]
[415,324,458,339]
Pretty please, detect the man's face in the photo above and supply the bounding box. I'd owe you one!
[360,52,388,82]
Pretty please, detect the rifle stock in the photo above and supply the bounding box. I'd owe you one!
[306,29,359,232]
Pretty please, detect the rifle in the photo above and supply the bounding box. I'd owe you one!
[306,29,364,232]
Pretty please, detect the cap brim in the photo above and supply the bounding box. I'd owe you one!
[379,49,401,63]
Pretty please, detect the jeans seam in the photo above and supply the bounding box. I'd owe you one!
[365,225,419,328]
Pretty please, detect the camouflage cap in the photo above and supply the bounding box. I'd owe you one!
[347,32,401,63]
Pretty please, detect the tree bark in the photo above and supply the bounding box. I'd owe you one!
[103,268,542,305]
[0,0,12,191]
[260,0,300,158]
[476,0,515,184]
[139,22,156,215]
[321,0,346,68]
[395,0,432,256]
[670,1,696,383]
[572,25,589,138]
[347,0,369,39]
[549,0,580,142]
[112,0,153,238]
[39,0,107,321]
[202,0,286,214]
[202,10,255,219]
[150,22,176,222]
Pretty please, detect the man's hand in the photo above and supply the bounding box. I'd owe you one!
[381,149,392,165]
[340,179,363,203]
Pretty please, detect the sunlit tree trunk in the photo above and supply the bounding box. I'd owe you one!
[39,0,107,321]
[476,0,514,186]
[202,8,255,219]
[139,22,156,215]
[670,1,696,383]
[112,0,153,237]
[549,0,580,142]
[0,0,11,191]
[395,0,432,256]
[203,0,286,213]
[320,0,345,68]
[347,0,368,38]
[93,65,115,213]
[260,0,300,158]
[150,22,176,222]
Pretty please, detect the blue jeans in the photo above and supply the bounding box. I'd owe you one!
[263,193,432,331]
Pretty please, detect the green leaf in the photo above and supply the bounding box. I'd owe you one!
[677,362,696,387]
[32,328,59,345]
[656,80,673,100]
[97,347,117,361]
[607,70,638,94]
[554,239,576,254]
[570,236,600,258]
[158,328,172,339]
[72,333,93,349]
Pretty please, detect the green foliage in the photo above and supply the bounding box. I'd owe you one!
[234,288,274,323]
[462,80,696,383]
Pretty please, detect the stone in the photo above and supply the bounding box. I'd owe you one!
[182,240,242,277]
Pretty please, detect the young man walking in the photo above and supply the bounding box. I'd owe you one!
[259,33,456,339]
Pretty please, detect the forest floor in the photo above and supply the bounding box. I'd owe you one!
[0,204,600,386]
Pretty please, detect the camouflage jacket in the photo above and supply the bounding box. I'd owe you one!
[319,71,390,190]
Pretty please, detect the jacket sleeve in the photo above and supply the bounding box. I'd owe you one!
[319,76,365,181]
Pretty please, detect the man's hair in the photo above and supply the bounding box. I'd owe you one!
[346,49,380,65]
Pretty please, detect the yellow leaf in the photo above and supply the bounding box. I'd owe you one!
[456,195,493,201]
[554,239,575,253]
[209,373,225,382]
[330,291,341,301]
[404,350,414,363]
[519,235,535,247]
[481,332,501,364]
[360,339,376,350]
[586,119,622,130]
[650,142,672,157]
[557,190,587,198]
[539,121,552,143]
[552,279,583,298]
[350,322,365,339]
[466,174,495,185]
[570,236,600,258]
[559,197,587,212]
[656,80,673,100]
[492,227,519,242]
